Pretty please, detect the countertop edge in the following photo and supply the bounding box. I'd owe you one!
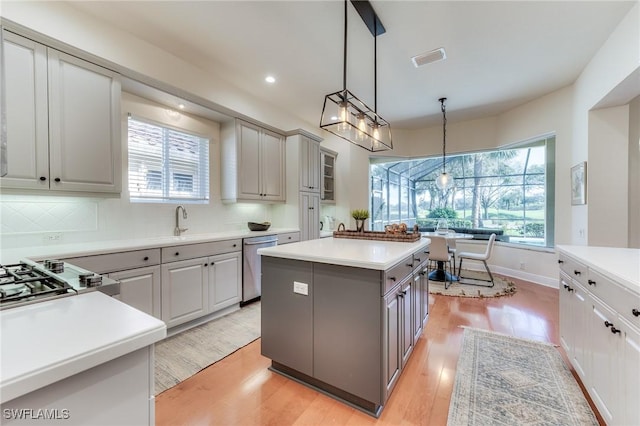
[0,293,167,404]
[259,237,430,270]
[1,228,300,264]
[556,245,640,294]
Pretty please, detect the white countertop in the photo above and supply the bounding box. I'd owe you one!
[557,245,640,294]
[0,228,299,264]
[0,292,167,404]
[258,236,430,270]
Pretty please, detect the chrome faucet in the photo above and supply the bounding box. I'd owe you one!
[175,205,188,236]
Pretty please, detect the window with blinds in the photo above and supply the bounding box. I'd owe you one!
[128,116,210,203]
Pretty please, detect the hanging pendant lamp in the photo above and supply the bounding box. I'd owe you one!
[435,97,454,191]
[319,0,392,152]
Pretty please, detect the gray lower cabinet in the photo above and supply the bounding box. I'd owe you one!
[161,251,241,329]
[161,257,209,328]
[261,248,429,416]
[110,265,161,319]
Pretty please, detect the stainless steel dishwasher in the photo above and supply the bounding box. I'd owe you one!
[242,235,278,305]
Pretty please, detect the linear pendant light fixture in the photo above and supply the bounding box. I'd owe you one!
[435,97,454,191]
[319,0,392,152]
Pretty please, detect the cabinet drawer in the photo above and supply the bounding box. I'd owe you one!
[63,249,161,274]
[383,255,414,296]
[162,239,241,263]
[412,248,429,271]
[588,269,640,326]
[278,232,300,245]
[558,253,587,286]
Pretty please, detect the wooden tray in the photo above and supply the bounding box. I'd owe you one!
[332,230,422,243]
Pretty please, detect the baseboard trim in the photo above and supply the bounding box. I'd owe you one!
[460,264,558,288]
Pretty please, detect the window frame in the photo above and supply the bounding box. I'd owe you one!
[369,135,555,248]
[127,114,210,204]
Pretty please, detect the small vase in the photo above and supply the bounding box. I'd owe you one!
[355,219,366,232]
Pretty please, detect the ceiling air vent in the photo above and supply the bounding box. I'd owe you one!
[411,47,447,68]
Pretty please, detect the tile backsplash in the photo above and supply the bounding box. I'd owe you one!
[0,194,275,249]
[1,198,98,234]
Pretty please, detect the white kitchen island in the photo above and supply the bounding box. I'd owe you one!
[0,292,166,425]
[259,236,430,417]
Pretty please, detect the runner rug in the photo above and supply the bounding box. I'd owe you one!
[447,327,598,425]
[429,269,516,298]
[154,301,261,395]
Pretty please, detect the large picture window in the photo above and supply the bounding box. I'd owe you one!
[370,136,555,247]
[128,116,210,203]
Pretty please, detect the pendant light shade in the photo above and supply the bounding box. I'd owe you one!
[320,0,392,152]
[435,97,454,191]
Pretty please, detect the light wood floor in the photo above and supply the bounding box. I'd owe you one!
[156,277,604,425]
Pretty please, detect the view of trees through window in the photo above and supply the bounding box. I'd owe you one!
[370,137,554,247]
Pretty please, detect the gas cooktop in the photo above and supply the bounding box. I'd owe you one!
[0,259,119,310]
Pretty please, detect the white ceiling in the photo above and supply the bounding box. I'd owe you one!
[68,1,635,129]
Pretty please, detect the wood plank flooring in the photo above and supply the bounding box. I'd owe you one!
[156,277,604,425]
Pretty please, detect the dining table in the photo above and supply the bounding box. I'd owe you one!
[421,231,474,282]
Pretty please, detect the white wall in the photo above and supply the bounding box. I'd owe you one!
[588,105,629,247]
[629,96,640,248]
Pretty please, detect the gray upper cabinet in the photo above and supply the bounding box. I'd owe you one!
[221,119,285,202]
[299,135,320,193]
[1,30,121,193]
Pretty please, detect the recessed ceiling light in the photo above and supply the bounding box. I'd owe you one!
[265,75,276,84]
[411,47,447,68]
[178,103,185,109]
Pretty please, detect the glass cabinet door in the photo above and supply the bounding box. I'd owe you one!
[321,149,336,203]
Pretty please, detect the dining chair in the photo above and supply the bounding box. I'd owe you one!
[447,230,457,275]
[428,236,455,289]
[457,233,497,287]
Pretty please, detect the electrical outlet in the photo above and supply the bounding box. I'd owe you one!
[43,232,63,243]
[293,281,309,296]
[519,262,525,270]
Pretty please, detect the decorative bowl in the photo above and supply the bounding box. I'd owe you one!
[248,221,271,231]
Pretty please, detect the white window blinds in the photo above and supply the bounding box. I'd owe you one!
[128,116,209,203]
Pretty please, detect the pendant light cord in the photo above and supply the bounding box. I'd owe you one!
[374,18,377,118]
[440,97,447,173]
[342,0,348,94]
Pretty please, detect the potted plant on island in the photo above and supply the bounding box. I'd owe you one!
[351,209,370,232]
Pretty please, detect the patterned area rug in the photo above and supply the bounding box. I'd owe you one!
[429,269,516,298]
[154,301,261,395]
[448,327,598,425]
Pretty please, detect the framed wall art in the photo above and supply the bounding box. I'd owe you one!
[571,162,587,205]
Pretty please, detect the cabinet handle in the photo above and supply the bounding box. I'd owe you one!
[39,176,46,181]
[414,258,421,262]
[210,262,215,266]
[398,293,404,299]
[573,270,581,276]
[175,252,180,256]
[611,327,621,334]
[558,259,564,264]
[588,279,595,286]
[563,284,568,289]
[402,290,407,295]
[54,178,61,182]
[233,244,237,247]
[204,263,208,267]
[604,321,613,328]
[632,309,640,317]
[406,263,413,267]
[143,256,149,261]
[288,237,292,240]
[389,277,396,282]
[567,287,574,292]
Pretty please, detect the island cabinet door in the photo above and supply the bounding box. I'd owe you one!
[399,278,414,367]
[261,256,314,376]
[313,263,383,406]
[383,285,401,399]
